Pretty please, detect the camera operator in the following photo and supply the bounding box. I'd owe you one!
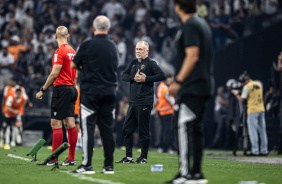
[227,79,248,156]
[232,72,268,156]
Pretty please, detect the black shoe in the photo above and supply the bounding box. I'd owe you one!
[37,159,58,166]
[259,153,268,156]
[115,157,134,163]
[232,150,237,156]
[135,157,147,164]
[165,173,193,184]
[60,158,76,166]
[71,165,95,174]
[193,173,208,184]
[102,166,114,174]
[246,153,259,156]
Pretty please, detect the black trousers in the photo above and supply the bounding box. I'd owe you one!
[80,93,115,168]
[160,114,174,152]
[123,105,152,159]
[174,95,209,176]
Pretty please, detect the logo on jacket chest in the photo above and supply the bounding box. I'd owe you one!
[141,64,145,70]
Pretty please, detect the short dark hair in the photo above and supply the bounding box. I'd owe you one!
[16,88,21,92]
[238,71,250,83]
[165,74,174,79]
[173,0,196,13]
[10,78,17,82]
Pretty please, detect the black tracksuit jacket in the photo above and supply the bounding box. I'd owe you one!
[122,57,165,106]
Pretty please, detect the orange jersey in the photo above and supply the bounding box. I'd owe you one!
[75,85,80,116]
[156,82,165,98]
[4,94,26,118]
[156,84,174,116]
[3,85,27,115]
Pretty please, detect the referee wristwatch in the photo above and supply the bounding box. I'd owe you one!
[40,87,46,93]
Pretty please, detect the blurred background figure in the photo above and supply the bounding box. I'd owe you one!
[210,86,229,149]
[156,74,176,154]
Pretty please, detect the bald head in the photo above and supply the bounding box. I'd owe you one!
[56,26,69,39]
[93,15,111,32]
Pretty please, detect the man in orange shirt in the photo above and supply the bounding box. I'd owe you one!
[2,88,27,149]
[0,78,29,147]
[8,35,26,62]
[36,26,78,166]
[156,74,175,153]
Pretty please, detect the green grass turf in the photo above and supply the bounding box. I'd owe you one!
[0,146,281,184]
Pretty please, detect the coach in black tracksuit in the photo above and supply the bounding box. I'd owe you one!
[71,16,118,174]
[116,41,165,164]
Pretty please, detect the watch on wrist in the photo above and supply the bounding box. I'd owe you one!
[40,87,46,93]
[175,79,183,85]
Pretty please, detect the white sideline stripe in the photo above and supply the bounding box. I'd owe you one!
[60,171,124,184]
[7,154,124,184]
[7,154,33,161]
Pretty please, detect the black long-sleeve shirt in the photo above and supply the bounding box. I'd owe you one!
[122,57,165,106]
[72,34,118,95]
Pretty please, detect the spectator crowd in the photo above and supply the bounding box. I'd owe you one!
[0,0,281,151]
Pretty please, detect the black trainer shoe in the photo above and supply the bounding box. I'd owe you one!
[259,153,268,156]
[60,158,76,166]
[71,165,95,174]
[115,157,134,163]
[246,153,259,156]
[165,173,193,184]
[47,160,58,166]
[193,173,208,184]
[102,166,114,174]
[135,157,147,164]
[37,159,58,166]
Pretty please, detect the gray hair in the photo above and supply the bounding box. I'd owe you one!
[93,15,111,31]
[137,41,149,50]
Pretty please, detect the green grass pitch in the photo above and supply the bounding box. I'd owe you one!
[0,146,281,184]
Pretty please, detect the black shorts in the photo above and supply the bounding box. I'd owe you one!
[51,85,77,120]
[4,117,16,126]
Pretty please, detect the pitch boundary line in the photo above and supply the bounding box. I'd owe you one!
[7,154,124,184]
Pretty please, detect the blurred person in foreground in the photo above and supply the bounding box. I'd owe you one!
[167,0,213,183]
[36,26,78,166]
[232,72,268,156]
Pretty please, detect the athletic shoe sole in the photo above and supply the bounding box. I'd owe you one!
[102,171,114,174]
[61,162,76,166]
[185,179,208,184]
[115,161,134,163]
[46,162,58,166]
[73,171,96,174]
[185,180,197,184]
[195,179,208,184]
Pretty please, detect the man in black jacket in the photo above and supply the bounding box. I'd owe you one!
[116,41,165,164]
[71,15,118,174]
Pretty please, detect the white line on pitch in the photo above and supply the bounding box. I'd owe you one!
[7,154,124,184]
[7,154,33,161]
